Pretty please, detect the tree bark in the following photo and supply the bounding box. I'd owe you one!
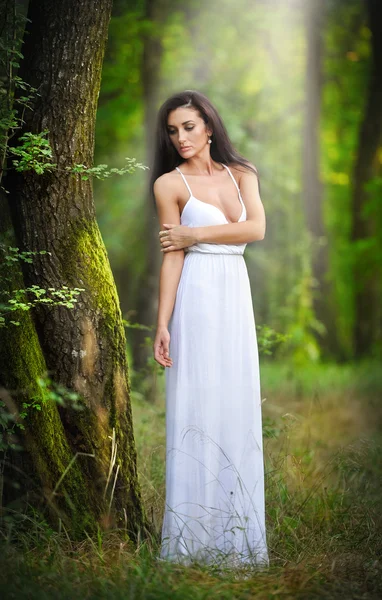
[1,0,149,539]
[302,0,338,357]
[350,0,382,358]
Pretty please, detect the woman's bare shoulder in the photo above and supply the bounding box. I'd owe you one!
[153,170,182,206]
[228,161,258,184]
[154,170,180,192]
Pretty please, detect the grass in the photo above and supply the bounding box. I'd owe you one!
[1,359,382,598]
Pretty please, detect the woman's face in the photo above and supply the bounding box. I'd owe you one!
[167,107,211,158]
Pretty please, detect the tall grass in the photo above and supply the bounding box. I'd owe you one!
[1,360,381,598]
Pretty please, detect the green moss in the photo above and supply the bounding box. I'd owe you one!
[59,217,149,538]
[0,240,98,535]
[0,307,97,535]
[62,218,122,331]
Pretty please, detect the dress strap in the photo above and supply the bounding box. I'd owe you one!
[175,166,193,197]
[221,163,241,193]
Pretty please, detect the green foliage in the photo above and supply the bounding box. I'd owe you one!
[0,6,41,185]
[321,5,378,357]
[0,374,83,453]
[1,6,148,185]
[0,399,23,452]
[0,244,85,328]
[9,130,56,174]
[275,234,325,365]
[256,324,290,357]
[37,375,84,412]
[5,131,149,180]
[68,157,149,181]
[123,319,154,332]
[0,10,41,183]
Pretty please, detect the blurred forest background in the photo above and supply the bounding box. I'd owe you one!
[95,0,381,372]
[1,0,382,597]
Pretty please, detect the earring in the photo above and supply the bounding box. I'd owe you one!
[208,137,212,144]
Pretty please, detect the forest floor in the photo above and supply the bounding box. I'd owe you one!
[1,359,381,599]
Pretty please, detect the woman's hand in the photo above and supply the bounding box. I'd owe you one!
[153,326,173,368]
[159,224,197,252]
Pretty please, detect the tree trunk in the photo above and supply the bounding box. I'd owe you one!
[132,0,174,380]
[302,0,338,357]
[0,201,95,532]
[350,0,382,358]
[1,0,149,540]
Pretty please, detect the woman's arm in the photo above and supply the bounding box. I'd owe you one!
[153,175,184,367]
[160,169,265,251]
[156,251,184,329]
[194,220,263,245]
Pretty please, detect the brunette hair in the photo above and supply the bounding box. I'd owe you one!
[149,89,260,200]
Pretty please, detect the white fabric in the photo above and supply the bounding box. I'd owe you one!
[160,163,269,568]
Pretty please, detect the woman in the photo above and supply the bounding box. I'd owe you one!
[151,90,269,569]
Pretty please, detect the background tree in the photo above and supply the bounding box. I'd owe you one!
[350,0,382,358]
[132,0,177,377]
[302,0,334,355]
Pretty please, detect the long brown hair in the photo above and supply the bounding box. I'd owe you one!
[149,89,260,201]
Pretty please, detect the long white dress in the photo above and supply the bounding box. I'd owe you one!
[160,163,269,568]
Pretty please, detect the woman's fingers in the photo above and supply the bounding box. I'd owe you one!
[159,234,175,251]
[153,342,173,367]
[155,350,169,367]
[158,353,173,366]
[161,245,176,253]
[153,327,172,367]
[158,225,194,252]
[163,344,173,365]
[162,342,173,366]
[153,342,164,366]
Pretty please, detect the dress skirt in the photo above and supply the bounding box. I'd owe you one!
[160,250,269,568]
